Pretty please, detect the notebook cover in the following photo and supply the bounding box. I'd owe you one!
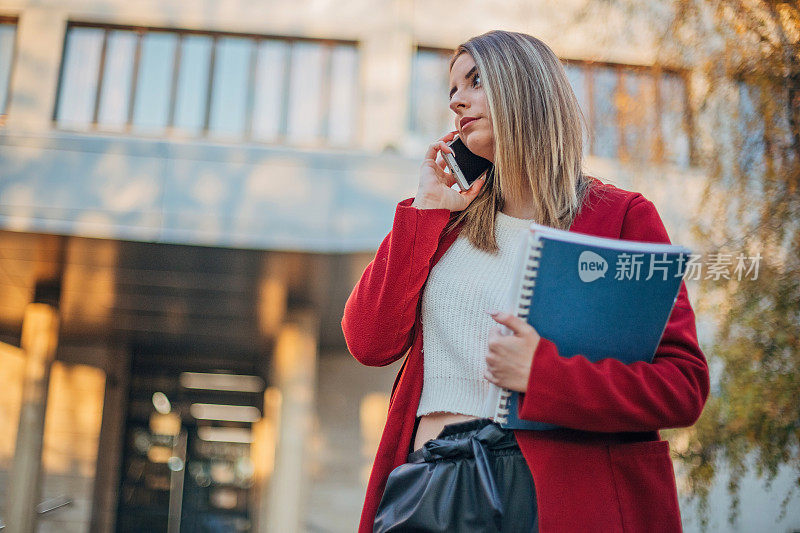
[499,226,690,430]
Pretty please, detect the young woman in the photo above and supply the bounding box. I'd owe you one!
[342,30,709,532]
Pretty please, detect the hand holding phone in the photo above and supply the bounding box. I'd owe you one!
[413,132,486,211]
[442,136,493,191]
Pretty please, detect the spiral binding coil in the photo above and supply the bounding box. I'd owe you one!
[495,234,544,425]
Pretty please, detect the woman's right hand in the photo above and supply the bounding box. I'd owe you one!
[411,131,486,212]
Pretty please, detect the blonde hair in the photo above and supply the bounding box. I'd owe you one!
[446,30,593,252]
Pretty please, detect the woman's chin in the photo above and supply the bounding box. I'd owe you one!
[462,134,493,161]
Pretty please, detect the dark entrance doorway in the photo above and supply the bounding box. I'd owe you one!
[115,345,268,533]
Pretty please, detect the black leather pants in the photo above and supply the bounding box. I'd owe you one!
[373,418,538,533]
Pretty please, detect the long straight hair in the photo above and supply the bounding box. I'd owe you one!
[446,31,593,252]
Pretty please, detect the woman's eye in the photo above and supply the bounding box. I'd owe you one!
[472,74,481,87]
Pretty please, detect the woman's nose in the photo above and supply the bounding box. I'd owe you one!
[449,91,468,113]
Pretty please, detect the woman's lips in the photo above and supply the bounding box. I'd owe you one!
[461,117,478,131]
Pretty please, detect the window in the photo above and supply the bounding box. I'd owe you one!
[55,26,104,129]
[737,81,766,178]
[591,65,620,160]
[409,46,693,167]
[173,35,212,135]
[660,72,691,167]
[409,47,454,139]
[97,30,137,130]
[563,62,590,156]
[54,23,360,147]
[0,17,19,120]
[208,36,251,138]
[132,32,177,134]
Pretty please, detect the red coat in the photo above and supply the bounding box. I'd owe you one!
[342,177,710,532]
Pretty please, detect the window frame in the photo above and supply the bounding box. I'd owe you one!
[52,21,362,149]
[0,15,20,122]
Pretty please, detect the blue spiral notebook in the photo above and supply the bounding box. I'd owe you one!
[484,223,691,430]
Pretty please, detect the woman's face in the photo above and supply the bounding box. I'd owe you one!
[449,53,494,162]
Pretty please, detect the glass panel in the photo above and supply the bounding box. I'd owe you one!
[117,363,258,533]
[563,63,589,117]
[173,35,212,135]
[208,37,252,139]
[252,39,287,142]
[591,65,619,159]
[326,45,358,145]
[0,23,16,115]
[618,70,657,163]
[132,32,177,134]
[410,49,451,138]
[97,30,137,130]
[660,72,690,167]
[738,82,765,176]
[56,27,104,129]
[286,41,325,144]
[563,62,590,156]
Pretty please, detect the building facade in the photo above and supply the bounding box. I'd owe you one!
[0,0,797,532]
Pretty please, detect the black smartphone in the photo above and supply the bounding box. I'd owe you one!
[442,136,493,190]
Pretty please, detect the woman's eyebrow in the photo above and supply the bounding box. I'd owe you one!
[449,66,478,98]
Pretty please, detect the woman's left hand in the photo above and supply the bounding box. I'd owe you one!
[484,311,541,393]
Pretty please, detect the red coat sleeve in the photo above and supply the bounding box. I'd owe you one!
[342,198,451,366]
[518,197,710,432]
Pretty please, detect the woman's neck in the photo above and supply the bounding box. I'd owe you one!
[501,195,537,220]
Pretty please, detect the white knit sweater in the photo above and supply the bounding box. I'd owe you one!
[416,211,534,418]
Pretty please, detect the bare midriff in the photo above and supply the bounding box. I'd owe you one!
[412,411,481,451]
